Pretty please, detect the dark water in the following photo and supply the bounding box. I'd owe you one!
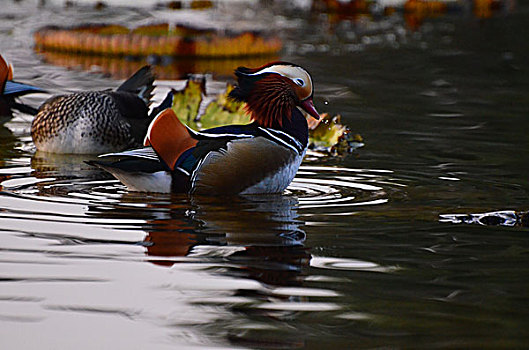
[1,1,529,349]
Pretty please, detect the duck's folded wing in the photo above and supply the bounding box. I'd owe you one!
[99,147,161,162]
[87,147,165,172]
[191,136,297,195]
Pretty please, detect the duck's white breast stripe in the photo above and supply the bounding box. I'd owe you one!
[176,167,190,176]
[186,126,255,139]
[258,127,304,154]
[189,153,209,192]
[265,128,304,150]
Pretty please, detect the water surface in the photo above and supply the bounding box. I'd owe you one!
[1,1,529,349]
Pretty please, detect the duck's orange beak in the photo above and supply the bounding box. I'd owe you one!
[300,98,320,120]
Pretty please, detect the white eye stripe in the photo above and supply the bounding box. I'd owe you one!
[243,65,311,85]
[240,64,313,99]
[240,66,285,76]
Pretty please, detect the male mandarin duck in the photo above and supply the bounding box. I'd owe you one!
[88,62,321,195]
[0,54,45,117]
[31,65,160,154]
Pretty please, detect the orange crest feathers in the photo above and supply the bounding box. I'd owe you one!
[245,75,296,128]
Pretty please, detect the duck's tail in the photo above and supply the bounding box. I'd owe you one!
[117,65,155,106]
[4,81,46,97]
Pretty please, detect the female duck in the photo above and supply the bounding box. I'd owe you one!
[31,66,156,154]
[89,62,320,195]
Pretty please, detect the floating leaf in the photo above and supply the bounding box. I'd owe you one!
[309,113,364,156]
[198,84,250,129]
[310,113,346,148]
[171,79,204,124]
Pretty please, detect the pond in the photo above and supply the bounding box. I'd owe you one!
[1,0,528,348]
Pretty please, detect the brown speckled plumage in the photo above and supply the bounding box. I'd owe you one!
[31,66,154,154]
[32,92,135,153]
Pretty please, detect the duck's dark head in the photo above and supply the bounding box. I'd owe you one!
[229,61,320,128]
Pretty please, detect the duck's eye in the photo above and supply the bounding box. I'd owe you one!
[294,78,305,87]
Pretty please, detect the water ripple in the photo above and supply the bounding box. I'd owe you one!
[287,165,401,216]
[311,256,399,273]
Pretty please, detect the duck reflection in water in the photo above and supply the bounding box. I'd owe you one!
[86,193,310,349]
[26,152,113,196]
[143,194,311,287]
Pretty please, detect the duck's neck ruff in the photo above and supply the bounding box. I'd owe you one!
[244,75,297,128]
[229,66,302,129]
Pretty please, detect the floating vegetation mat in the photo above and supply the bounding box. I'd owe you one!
[34,23,282,58]
[171,79,364,156]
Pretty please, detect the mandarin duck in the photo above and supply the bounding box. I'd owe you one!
[0,54,45,118]
[31,65,162,154]
[88,62,320,195]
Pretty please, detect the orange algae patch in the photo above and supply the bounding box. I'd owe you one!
[33,23,282,58]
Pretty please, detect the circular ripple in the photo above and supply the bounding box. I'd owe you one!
[288,165,403,214]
